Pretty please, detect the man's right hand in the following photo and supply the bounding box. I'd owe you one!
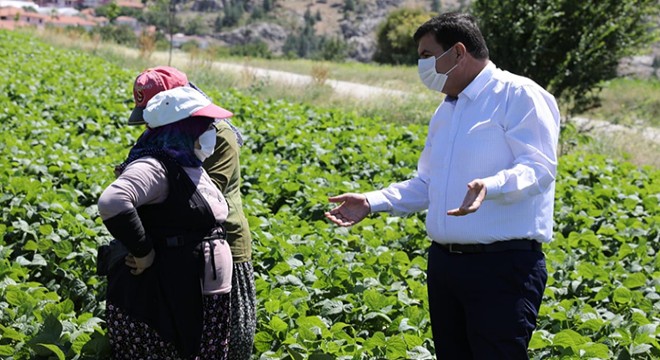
[325,193,370,227]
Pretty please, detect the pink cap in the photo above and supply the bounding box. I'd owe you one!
[128,66,189,125]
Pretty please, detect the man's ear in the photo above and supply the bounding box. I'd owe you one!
[454,42,467,59]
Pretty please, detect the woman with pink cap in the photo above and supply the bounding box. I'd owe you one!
[97,87,234,359]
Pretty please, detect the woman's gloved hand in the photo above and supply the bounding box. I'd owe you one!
[125,248,156,275]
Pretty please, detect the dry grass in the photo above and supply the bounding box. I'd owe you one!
[310,64,330,85]
[226,56,424,92]
[581,78,660,129]
[137,30,156,60]
[576,128,660,169]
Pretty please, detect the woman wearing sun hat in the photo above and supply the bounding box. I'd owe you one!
[98,87,234,359]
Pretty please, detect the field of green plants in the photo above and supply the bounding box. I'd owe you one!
[0,30,659,359]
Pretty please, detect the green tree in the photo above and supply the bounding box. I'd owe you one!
[315,36,350,62]
[141,0,179,32]
[214,14,222,32]
[250,4,264,20]
[263,0,274,12]
[95,1,121,23]
[184,16,205,35]
[430,0,440,12]
[223,2,244,27]
[471,0,660,116]
[92,24,137,45]
[282,9,321,58]
[343,0,355,12]
[229,40,273,58]
[373,8,434,65]
[304,7,314,26]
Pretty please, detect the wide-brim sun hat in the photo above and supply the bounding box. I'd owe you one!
[143,87,233,128]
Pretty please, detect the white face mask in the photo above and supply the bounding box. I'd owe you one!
[418,47,458,93]
[194,128,216,162]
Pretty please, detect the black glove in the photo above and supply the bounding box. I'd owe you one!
[102,208,153,258]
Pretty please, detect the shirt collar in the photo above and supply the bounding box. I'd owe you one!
[459,61,496,101]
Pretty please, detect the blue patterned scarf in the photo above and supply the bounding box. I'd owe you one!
[116,117,214,175]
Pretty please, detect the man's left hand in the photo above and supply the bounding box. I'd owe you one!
[447,179,486,216]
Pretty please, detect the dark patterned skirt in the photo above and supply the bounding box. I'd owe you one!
[107,292,231,360]
[228,262,257,360]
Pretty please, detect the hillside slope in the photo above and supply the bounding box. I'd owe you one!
[175,0,467,61]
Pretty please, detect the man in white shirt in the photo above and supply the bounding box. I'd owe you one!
[325,12,560,360]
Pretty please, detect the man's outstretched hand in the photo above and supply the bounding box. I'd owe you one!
[325,193,370,226]
[447,179,486,216]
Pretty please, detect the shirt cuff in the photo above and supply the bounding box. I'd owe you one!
[364,191,391,213]
[482,176,501,200]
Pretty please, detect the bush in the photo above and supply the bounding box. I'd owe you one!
[373,8,435,65]
[229,40,273,59]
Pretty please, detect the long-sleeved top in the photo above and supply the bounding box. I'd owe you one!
[98,157,232,294]
[365,61,560,244]
[203,120,253,263]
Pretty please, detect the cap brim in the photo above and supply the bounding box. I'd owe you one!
[128,106,146,125]
[192,104,233,119]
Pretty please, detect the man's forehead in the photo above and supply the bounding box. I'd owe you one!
[417,33,442,54]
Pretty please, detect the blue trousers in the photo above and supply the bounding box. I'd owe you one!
[427,242,547,360]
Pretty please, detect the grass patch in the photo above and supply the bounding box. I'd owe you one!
[575,128,660,169]
[580,77,660,129]
[224,56,426,92]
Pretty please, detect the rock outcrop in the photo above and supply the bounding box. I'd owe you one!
[213,22,288,55]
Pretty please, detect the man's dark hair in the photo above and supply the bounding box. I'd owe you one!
[413,12,489,60]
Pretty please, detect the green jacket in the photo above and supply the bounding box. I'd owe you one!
[203,121,252,263]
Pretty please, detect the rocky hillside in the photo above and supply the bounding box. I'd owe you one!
[174,0,659,77]
[177,0,467,61]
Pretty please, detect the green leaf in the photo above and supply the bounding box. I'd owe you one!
[622,273,647,289]
[52,240,74,259]
[576,343,611,358]
[386,335,407,359]
[0,324,26,341]
[39,224,54,235]
[264,299,280,314]
[630,344,652,354]
[36,343,65,360]
[552,329,589,348]
[5,287,35,307]
[270,316,288,333]
[613,286,632,304]
[254,331,274,353]
[529,331,551,350]
[71,332,91,354]
[363,289,389,311]
[364,331,387,350]
[0,345,14,356]
[407,345,433,359]
[319,299,344,316]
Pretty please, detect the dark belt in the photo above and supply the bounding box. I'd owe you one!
[434,239,542,254]
[163,226,227,248]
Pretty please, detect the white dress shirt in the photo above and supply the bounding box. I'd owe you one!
[365,62,560,244]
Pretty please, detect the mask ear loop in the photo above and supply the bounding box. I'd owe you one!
[188,81,245,147]
[445,63,459,75]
